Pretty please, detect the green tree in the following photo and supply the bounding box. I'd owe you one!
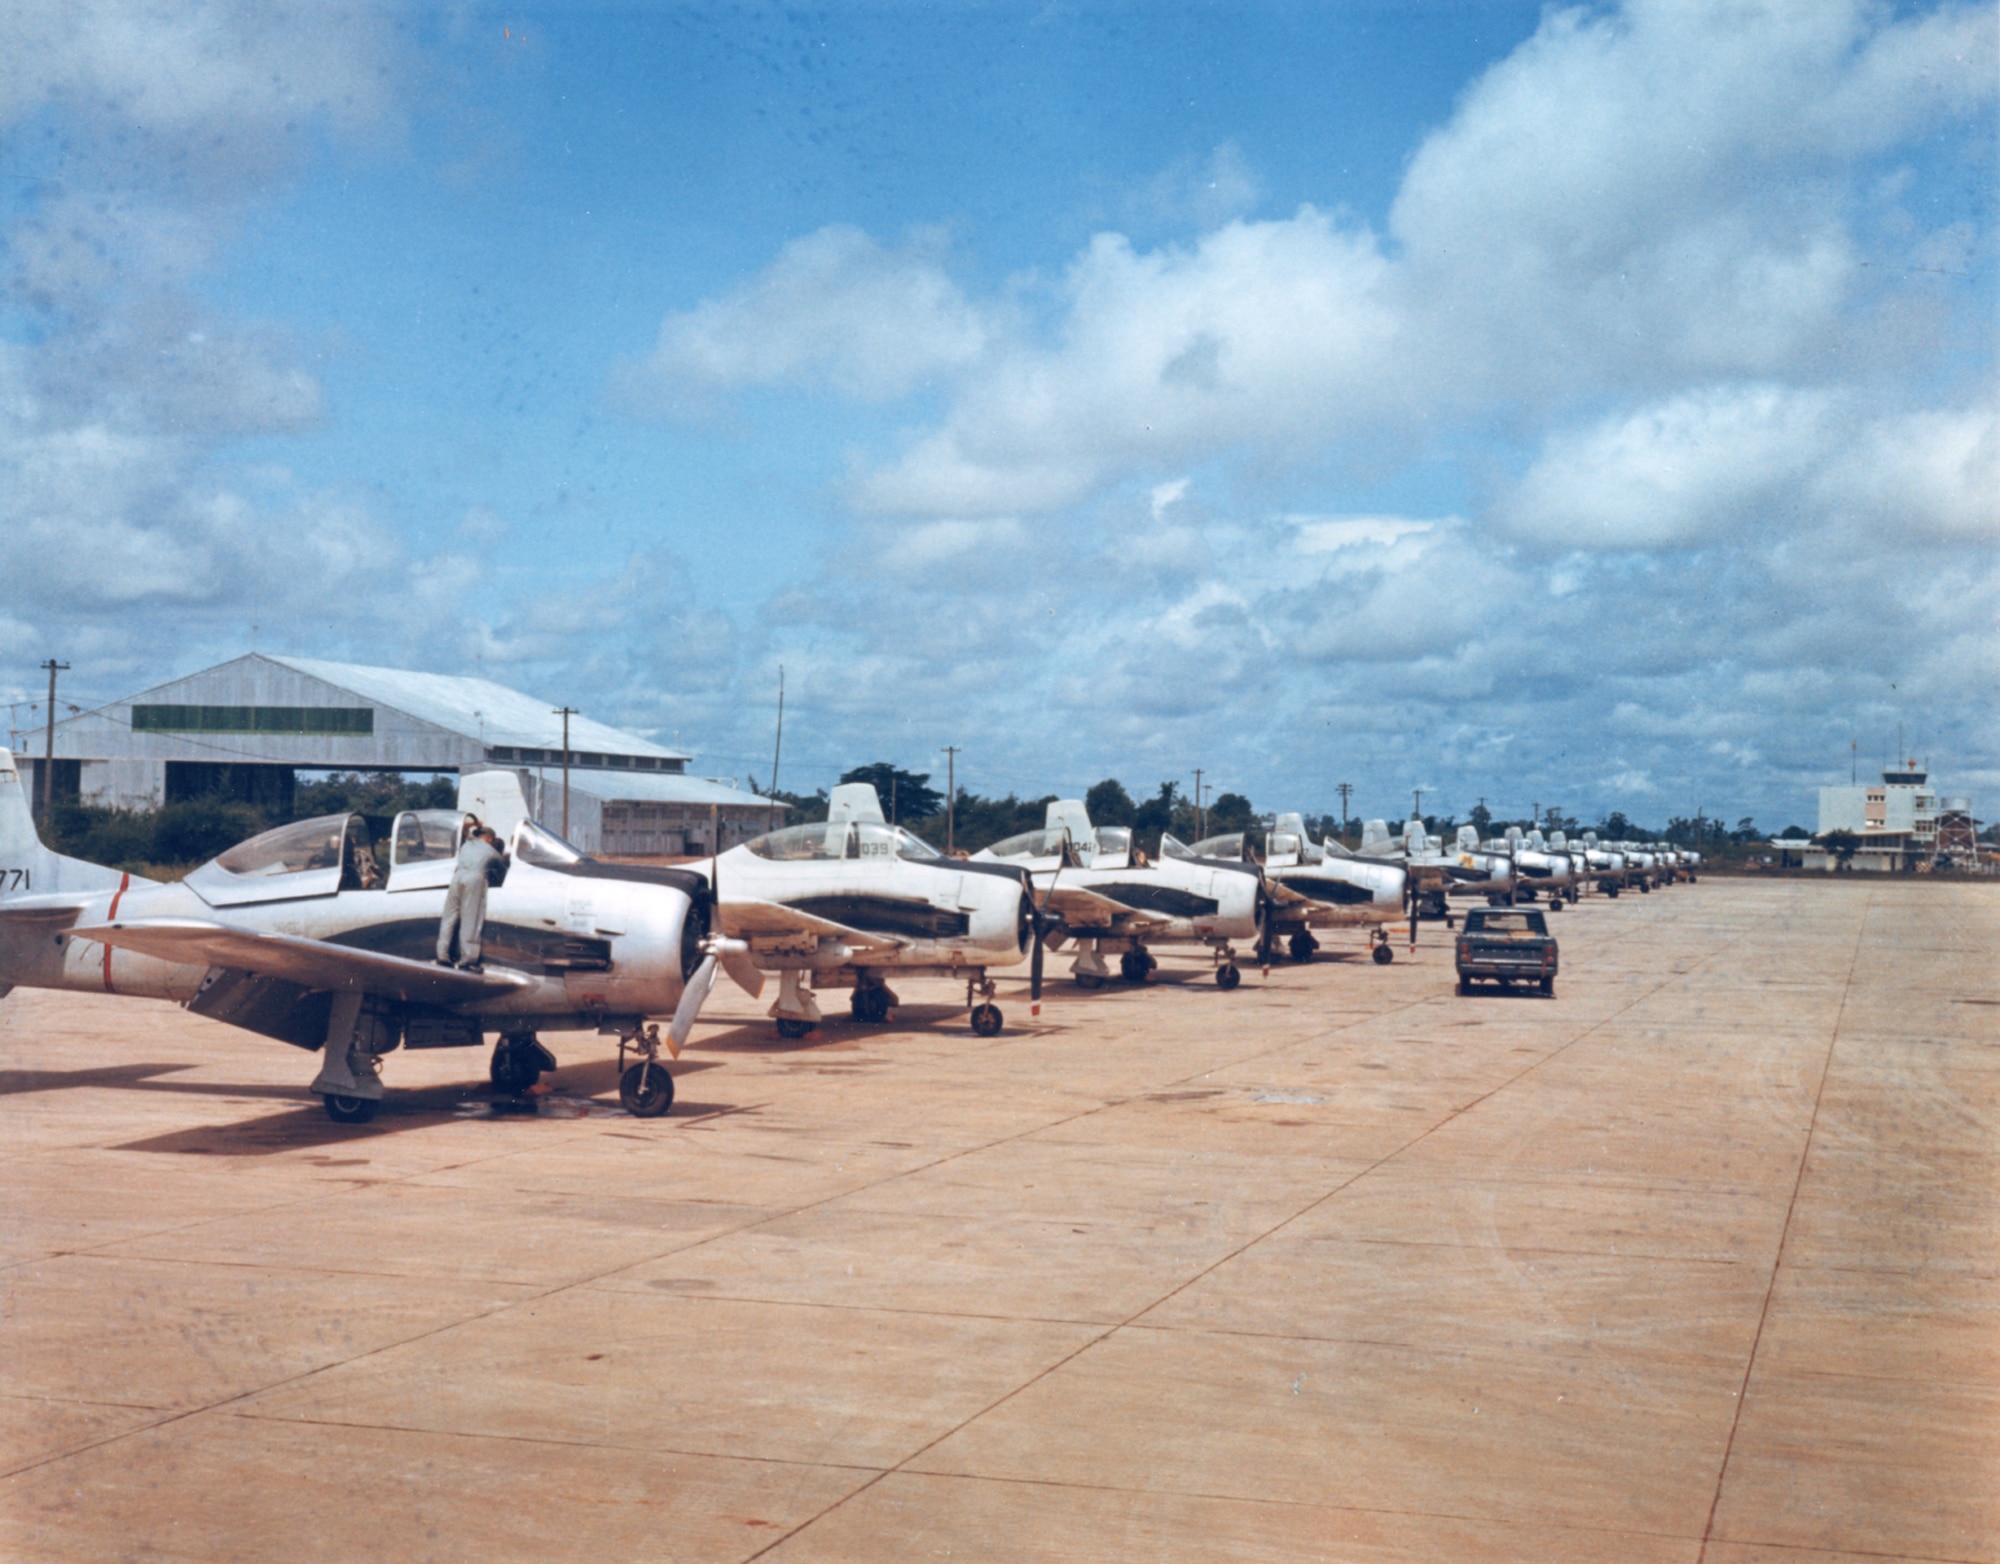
[1817,828,1861,868]
[1208,792,1255,834]
[1132,782,1181,854]
[837,763,943,823]
[1085,778,1136,827]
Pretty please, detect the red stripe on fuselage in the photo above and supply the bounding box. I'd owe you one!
[102,873,129,992]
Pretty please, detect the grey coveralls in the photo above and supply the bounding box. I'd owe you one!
[437,836,505,966]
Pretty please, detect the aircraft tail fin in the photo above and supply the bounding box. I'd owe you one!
[1359,819,1390,851]
[1044,798,1094,845]
[459,769,534,840]
[0,749,130,899]
[827,783,886,826]
[1404,820,1430,853]
[1457,824,1480,851]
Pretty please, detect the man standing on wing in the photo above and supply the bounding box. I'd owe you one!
[436,822,508,970]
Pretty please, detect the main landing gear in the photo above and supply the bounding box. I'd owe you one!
[770,969,824,1038]
[1071,940,1112,989]
[1288,930,1319,964]
[491,1033,556,1095]
[1119,948,1156,983]
[850,975,898,1025]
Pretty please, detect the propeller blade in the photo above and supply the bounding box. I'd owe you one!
[720,947,765,999]
[1030,920,1044,1013]
[668,935,751,1053]
[668,954,719,1056]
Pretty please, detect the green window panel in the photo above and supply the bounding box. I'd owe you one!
[132,705,374,735]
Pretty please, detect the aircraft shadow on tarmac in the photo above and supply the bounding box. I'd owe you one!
[0,1054,744,1155]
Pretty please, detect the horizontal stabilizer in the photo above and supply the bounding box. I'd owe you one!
[72,919,535,1003]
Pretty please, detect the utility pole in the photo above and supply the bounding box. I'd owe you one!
[1336,781,1353,844]
[553,706,577,840]
[1412,786,1423,822]
[941,745,960,855]
[39,659,68,836]
[889,775,898,826]
[767,665,785,831]
[1193,768,1205,842]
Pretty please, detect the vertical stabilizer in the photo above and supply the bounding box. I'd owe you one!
[1045,798,1095,847]
[459,769,533,839]
[1360,819,1391,851]
[1457,824,1480,851]
[0,749,130,898]
[827,783,887,825]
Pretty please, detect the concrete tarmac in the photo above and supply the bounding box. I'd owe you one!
[1,878,1994,1561]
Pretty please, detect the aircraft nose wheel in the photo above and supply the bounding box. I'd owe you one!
[1372,943,1395,965]
[322,1093,377,1125]
[618,1062,675,1117]
[1215,963,1241,990]
[969,1002,1004,1036]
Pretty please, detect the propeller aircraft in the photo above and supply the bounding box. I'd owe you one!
[0,755,732,1123]
[689,783,1045,1037]
[974,800,1265,989]
[1186,814,1412,964]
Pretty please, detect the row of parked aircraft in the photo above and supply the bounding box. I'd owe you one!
[0,750,1696,1126]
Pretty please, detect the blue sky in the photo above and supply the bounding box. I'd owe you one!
[4,0,1995,829]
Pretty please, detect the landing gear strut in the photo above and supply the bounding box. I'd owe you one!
[616,1024,675,1117]
[967,972,1003,1036]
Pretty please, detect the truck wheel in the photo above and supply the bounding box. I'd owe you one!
[1456,977,1471,996]
[1540,976,1555,996]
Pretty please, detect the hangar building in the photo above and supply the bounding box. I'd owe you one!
[25,654,773,856]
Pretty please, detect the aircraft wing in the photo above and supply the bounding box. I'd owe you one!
[1041,885,1170,935]
[0,895,92,930]
[71,919,535,1003]
[716,898,905,955]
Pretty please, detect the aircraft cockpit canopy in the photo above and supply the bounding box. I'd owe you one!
[512,819,586,867]
[1188,832,1256,862]
[189,812,371,906]
[392,809,465,868]
[984,827,1076,861]
[746,821,939,864]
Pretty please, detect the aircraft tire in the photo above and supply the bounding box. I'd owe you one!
[1118,951,1149,983]
[970,1003,1003,1037]
[1075,972,1106,989]
[775,1017,815,1039]
[1606,884,1621,898]
[851,986,891,1024]
[619,1062,675,1117]
[490,1038,542,1095]
[1215,963,1241,990]
[323,1093,377,1125]
[1289,933,1315,963]
[1372,944,1394,965]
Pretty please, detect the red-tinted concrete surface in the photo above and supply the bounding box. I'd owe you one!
[0,878,1993,1561]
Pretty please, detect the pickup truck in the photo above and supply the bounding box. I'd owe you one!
[1455,907,1558,996]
